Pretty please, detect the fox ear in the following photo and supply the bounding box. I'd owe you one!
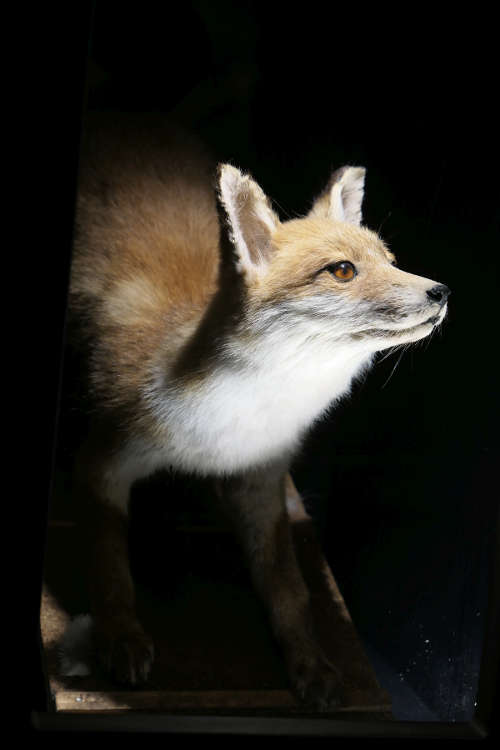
[309,166,366,226]
[217,164,280,280]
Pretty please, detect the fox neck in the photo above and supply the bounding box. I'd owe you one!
[152,299,373,476]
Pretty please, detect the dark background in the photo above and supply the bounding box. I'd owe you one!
[34,0,499,730]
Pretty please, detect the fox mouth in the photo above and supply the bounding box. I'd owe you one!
[389,313,440,334]
[382,317,436,338]
[357,306,447,340]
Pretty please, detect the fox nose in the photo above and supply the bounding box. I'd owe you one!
[426,284,451,305]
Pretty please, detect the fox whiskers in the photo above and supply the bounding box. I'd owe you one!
[380,343,411,389]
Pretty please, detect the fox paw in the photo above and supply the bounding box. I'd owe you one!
[289,647,343,711]
[95,623,154,686]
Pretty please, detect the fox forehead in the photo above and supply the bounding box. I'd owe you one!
[254,217,394,295]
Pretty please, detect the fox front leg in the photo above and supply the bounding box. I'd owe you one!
[82,498,155,685]
[218,468,343,710]
[74,434,155,687]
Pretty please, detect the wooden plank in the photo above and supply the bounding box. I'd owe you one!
[54,689,391,713]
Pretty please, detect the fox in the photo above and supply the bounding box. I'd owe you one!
[66,111,449,710]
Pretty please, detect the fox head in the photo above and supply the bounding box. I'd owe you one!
[217,163,449,356]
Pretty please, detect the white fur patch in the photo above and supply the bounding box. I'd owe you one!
[103,342,371,512]
[139,332,373,479]
[58,614,94,677]
[102,440,167,513]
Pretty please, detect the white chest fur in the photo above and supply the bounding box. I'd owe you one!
[104,343,372,513]
[150,343,372,475]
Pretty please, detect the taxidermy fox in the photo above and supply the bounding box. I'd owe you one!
[68,112,449,709]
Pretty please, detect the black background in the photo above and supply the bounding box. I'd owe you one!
[33,0,499,733]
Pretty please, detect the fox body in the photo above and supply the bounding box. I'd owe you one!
[68,112,449,707]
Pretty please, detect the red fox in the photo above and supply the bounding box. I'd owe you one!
[68,111,449,709]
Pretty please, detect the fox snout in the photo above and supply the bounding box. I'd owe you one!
[426,284,451,306]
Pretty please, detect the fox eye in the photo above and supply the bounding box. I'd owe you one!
[328,261,356,281]
[391,260,397,267]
